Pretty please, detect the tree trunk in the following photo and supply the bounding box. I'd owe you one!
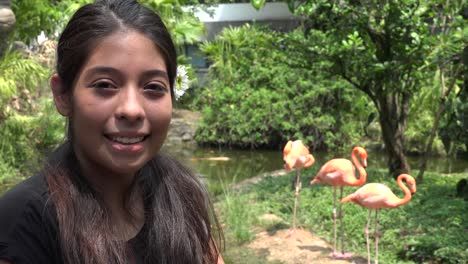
[377,92,410,178]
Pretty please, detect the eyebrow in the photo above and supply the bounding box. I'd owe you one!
[83,66,169,81]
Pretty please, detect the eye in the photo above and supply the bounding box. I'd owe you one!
[91,80,116,89]
[144,83,168,93]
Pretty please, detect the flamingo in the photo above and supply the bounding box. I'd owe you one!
[340,173,416,264]
[283,140,315,231]
[310,146,368,258]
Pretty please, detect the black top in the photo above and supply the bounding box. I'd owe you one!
[0,174,144,264]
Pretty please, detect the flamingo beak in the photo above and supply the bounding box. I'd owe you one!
[363,159,367,168]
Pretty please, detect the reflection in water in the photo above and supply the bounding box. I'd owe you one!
[163,145,468,195]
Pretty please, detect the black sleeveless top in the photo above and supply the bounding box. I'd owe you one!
[0,174,145,264]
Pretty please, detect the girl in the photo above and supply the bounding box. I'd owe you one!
[0,0,223,263]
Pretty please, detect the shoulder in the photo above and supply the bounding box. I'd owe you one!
[0,174,60,263]
[0,174,50,222]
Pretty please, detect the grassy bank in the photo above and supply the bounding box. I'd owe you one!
[216,168,468,264]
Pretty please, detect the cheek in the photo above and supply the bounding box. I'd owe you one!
[70,96,110,134]
[149,102,172,132]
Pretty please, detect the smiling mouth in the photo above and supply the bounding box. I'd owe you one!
[106,135,149,145]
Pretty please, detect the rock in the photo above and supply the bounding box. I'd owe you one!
[259,213,284,225]
[0,7,15,30]
[165,109,201,146]
[456,178,468,200]
[0,6,15,57]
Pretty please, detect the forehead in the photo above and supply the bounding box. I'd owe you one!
[82,30,167,73]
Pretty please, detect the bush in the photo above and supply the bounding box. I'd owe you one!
[0,99,65,180]
[192,24,370,150]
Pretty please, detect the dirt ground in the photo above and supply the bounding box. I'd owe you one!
[230,171,368,264]
[248,228,368,264]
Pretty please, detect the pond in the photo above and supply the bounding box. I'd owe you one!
[1,145,466,195]
[162,144,468,195]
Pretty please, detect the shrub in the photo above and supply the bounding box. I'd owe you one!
[0,99,65,180]
[192,24,370,150]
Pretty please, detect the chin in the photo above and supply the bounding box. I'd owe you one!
[109,162,145,177]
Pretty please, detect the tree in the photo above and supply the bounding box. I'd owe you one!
[417,1,465,180]
[253,0,465,177]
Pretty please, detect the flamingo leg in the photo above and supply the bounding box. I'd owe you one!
[292,169,301,230]
[365,210,372,264]
[332,186,337,256]
[374,209,379,264]
[339,185,345,255]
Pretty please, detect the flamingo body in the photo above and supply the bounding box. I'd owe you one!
[309,146,368,258]
[311,159,361,186]
[311,146,368,187]
[340,174,416,264]
[282,140,315,232]
[342,183,405,209]
[341,174,417,210]
[283,140,314,171]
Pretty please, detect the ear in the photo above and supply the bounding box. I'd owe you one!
[50,73,72,116]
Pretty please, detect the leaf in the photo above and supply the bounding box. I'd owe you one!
[250,0,266,11]
[287,0,295,13]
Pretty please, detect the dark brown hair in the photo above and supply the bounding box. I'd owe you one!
[45,0,221,263]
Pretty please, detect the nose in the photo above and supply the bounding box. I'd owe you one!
[115,87,144,122]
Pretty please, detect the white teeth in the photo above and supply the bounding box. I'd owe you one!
[111,136,144,144]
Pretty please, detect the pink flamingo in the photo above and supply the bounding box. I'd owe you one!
[340,173,417,264]
[310,146,368,258]
[283,140,315,231]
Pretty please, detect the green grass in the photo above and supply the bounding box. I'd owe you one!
[216,168,468,264]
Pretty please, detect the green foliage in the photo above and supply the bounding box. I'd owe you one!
[0,51,49,117]
[140,0,205,47]
[406,71,444,154]
[439,81,468,156]
[0,99,65,181]
[10,0,204,61]
[11,0,61,44]
[10,0,86,45]
[33,98,67,154]
[294,0,435,93]
[193,24,370,150]
[220,168,468,263]
[219,192,256,243]
[250,0,265,11]
[245,0,466,174]
[397,172,468,263]
[0,156,21,191]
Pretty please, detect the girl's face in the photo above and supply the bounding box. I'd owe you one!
[54,31,172,178]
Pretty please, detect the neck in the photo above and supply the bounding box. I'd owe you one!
[80,161,136,200]
[394,174,413,206]
[350,148,366,186]
[74,152,144,240]
[87,171,144,240]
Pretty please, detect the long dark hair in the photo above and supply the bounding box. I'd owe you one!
[45,1,221,263]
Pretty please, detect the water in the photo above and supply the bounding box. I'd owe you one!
[163,145,468,195]
[2,145,466,195]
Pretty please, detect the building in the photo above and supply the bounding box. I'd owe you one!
[184,2,300,85]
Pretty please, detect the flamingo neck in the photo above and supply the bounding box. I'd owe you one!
[350,149,366,186]
[394,175,412,206]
